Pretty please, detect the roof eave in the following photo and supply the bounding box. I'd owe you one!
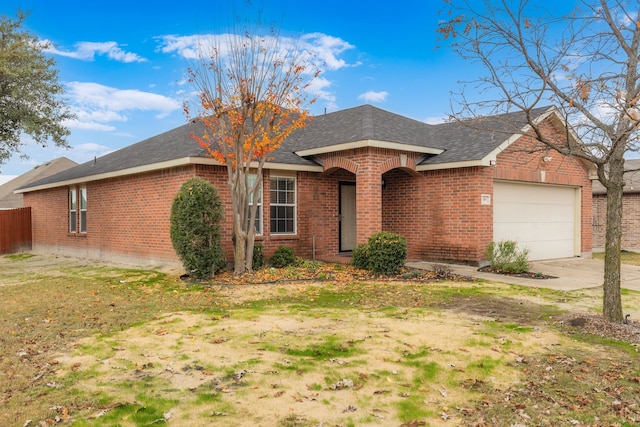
[16,157,323,193]
[295,139,444,157]
[417,158,493,171]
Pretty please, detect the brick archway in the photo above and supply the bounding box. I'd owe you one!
[322,157,359,175]
[379,154,420,176]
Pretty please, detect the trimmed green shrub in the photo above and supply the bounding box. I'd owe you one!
[352,231,407,275]
[253,243,265,269]
[270,245,296,268]
[170,177,225,279]
[351,243,371,270]
[486,240,530,273]
[367,231,408,275]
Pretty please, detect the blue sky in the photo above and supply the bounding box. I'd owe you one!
[0,0,476,181]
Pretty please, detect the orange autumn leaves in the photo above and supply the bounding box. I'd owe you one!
[190,100,310,167]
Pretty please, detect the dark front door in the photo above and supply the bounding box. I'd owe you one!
[339,183,356,251]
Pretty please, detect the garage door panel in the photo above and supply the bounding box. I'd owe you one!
[493,182,578,261]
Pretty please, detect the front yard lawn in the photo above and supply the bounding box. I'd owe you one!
[1,253,639,426]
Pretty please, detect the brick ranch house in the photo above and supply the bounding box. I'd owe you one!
[592,158,640,251]
[17,105,592,269]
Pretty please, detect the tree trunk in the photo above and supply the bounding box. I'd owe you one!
[233,212,247,275]
[602,158,624,323]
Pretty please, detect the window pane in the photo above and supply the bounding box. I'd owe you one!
[249,204,262,235]
[69,189,76,210]
[248,175,262,204]
[80,211,87,233]
[69,189,77,232]
[80,188,87,209]
[69,213,76,233]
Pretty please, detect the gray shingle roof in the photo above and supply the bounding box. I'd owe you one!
[423,107,551,165]
[20,104,553,190]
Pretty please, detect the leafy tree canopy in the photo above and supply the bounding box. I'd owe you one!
[0,11,74,166]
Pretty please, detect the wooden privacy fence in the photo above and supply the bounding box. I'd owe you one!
[0,207,32,254]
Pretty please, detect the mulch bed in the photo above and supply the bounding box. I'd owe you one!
[477,265,557,279]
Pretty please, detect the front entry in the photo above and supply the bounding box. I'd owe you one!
[339,183,356,251]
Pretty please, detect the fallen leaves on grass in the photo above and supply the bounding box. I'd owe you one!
[181,263,467,286]
[459,347,640,425]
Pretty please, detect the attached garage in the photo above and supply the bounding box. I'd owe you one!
[493,181,580,260]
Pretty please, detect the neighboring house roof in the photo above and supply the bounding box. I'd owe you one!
[592,158,640,195]
[0,157,77,208]
[18,104,555,193]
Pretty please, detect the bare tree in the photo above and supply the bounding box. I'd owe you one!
[185,24,318,275]
[438,0,640,322]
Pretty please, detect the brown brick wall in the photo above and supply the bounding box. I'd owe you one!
[592,192,640,250]
[25,166,198,266]
[419,166,494,263]
[23,165,347,268]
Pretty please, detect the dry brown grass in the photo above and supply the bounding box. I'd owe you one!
[1,253,639,426]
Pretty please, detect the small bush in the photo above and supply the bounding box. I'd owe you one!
[486,240,530,273]
[368,231,407,275]
[352,232,407,275]
[270,246,296,268]
[252,243,265,269]
[352,243,371,270]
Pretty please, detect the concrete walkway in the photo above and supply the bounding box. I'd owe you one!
[406,258,640,291]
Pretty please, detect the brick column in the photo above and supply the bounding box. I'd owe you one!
[356,162,382,244]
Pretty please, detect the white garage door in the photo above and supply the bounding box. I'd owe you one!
[493,181,579,261]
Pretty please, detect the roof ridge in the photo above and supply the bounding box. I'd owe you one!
[361,104,374,139]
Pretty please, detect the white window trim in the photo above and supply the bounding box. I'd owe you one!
[79,186,87,233]
[69,188,77,233]
[269,175,297,235]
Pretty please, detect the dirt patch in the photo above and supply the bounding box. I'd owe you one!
[53,309,559,426]
[439,294,559,324]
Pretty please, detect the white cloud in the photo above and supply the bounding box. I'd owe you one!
[74,142,112,153]
[158,31,357,109]
[64,119,116,132]
[158,32,356,70]
[424,115,447,125]
[306,77,336,107]
[65,82,181,122]
[44,41,147,63]
[358,91,388,103]
[300,33,358,70]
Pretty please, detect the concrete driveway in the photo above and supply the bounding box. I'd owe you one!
[407,258,640,291]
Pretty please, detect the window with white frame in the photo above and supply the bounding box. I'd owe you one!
[248,175,262,235]
[69,186,87,234]
[79,187,87,233]
[69,188,77,233]
[270,176,296,234]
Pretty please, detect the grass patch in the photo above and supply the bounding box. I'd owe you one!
[4,252,36,260]
[284,336,361,359]
[396,397,434,421]
[593,250,640,265]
